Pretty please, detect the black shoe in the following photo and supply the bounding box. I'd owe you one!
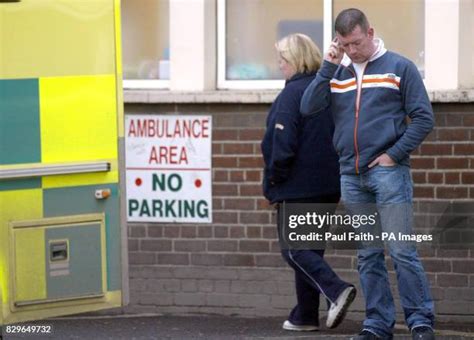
[349,330,382,340]
[412,326,435,340]
[349,329,394,340]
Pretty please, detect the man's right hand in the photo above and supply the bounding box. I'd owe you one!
[324,38,344,65]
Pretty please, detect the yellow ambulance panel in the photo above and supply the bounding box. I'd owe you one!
[0,0,127,325]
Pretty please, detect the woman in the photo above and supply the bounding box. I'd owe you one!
[261,34,356,331]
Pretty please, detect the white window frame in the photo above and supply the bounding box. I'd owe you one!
[217,0,332,90]
[121,0,170,90]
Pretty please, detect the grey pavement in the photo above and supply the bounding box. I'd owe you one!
[1,315,473,340]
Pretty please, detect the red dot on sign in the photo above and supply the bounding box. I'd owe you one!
[135,178,142,186]
[195,179,202,188]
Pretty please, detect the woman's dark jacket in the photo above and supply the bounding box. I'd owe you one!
[261,72,340,203]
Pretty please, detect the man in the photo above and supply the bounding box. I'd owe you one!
[301,8,435,340]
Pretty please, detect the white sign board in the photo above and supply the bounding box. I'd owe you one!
[125,115,212,223]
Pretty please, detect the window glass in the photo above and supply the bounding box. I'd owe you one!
[333,0,425,75]
[226,0,324,80]
[122,0,170,80]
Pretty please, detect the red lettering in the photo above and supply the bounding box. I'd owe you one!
[149,146,158,164]
[159,146,168,164]
[179,147,188,164]
[157,119,164,138]
[129,118,210,139]
[202,118,209,138]
[192,120,200,138]
[168,146,177,164]
[174,120,181,138]
[128,119,136,137]
[148,119,155,137]
[183,120,191,137]
[137,119,147,137]
[166,120,173,138]
[147,146,189,164]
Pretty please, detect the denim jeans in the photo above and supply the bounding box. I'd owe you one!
[341,164,434,337]
[278,194,352,326]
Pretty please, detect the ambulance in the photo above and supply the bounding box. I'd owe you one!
[0,0,128,325]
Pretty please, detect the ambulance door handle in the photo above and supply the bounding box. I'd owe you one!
[50,241,68,262]
[0,0,21,3]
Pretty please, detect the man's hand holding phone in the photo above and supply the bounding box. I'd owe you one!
[325,38,344,65]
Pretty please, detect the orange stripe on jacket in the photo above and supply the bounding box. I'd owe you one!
[362,78,400,87]
[330,81,357,89]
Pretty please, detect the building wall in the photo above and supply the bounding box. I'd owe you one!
[123,102,474,322]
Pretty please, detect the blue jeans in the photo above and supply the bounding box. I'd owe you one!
[278,194,352,326]
[341,165,434,337]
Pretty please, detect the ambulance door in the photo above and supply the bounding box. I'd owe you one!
[0,0,128,325]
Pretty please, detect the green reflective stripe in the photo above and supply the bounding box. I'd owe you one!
[0,178,41,191]
[0,79,41,165]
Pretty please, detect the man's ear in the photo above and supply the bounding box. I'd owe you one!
[367,27,374,39]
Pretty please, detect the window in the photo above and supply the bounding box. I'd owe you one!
[218,0,324,89]
[121,0,170,89]
[119,0,467,92]
[218,0,426,89]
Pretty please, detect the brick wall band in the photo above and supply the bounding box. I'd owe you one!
[124,103,474,322]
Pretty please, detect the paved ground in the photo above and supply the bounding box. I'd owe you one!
[1,315,473,340]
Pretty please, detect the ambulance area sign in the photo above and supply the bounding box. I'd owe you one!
[125,115,212,223]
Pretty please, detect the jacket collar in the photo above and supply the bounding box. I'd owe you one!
[285,72,316,85]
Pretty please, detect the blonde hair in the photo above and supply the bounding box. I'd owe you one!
[275,33,322,74]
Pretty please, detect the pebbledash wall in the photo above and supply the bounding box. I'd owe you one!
[121,90,474,323]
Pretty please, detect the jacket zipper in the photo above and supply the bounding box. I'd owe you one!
[348,65,366,175]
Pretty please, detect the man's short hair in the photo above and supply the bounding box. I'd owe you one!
[335,8,370,36]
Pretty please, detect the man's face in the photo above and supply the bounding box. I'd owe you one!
[336,25,375,63]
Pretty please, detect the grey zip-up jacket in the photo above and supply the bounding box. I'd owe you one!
[300,43,434,175]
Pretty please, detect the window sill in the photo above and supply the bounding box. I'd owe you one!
[124,89,474,104]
